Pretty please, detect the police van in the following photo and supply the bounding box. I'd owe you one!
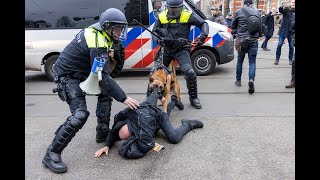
[25,0,234,81]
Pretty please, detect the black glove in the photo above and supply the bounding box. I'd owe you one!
[157,37,175,46]
[110,73,116,79]
[233,34,237,39]
[196,37,205,47]
[157,37,165,46]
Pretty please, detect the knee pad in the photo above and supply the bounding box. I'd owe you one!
[184,68,196,80]
[68,108,90,130]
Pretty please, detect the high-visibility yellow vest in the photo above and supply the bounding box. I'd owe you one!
[158,9,192,24]
[84,27,113,50]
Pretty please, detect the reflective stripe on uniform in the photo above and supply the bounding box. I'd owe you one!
[158,9,192,24]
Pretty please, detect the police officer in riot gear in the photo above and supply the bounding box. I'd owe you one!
[151,0,209,109]
[92,10,127,143]
[94,88,204,159]
[42,8,139,174]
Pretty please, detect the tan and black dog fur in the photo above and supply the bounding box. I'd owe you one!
[148,60,181,113]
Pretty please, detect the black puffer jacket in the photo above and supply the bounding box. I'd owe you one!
[105,100,165,158]
[231,5,261,42]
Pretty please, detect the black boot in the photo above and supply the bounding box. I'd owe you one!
[96,117,110,143]
[171,95,184,110]
[42,109,89,173]
[186,77,202,109]
[42,145,67,173]
[181,119,204,130]
[42,121,79,173]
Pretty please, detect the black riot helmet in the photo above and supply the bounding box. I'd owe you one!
[91,8,128,41]
[165,0,184,19]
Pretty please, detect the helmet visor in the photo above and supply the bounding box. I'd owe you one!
[103,23,128,41]
[167,7,182,19]
[112,24,128,41]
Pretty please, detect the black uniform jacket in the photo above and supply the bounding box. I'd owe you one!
[53,28,127,102]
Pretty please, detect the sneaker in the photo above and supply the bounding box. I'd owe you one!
[289,60,292,65]
[274,60,279,65]
[248,80,255,94]
[235,80,241,87]
[171,95,184,110]
[181,119,204,129]
[262,48,270,51]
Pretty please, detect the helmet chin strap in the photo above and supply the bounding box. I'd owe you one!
[104,27,117,41]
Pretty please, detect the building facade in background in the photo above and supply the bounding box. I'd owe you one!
[195,0,285,18]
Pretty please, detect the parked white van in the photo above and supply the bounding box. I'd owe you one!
[25,0,234,81]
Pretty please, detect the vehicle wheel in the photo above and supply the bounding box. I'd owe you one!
[44,55,58,81]
[191,49,216,76]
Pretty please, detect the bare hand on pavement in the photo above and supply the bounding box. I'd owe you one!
[94,146,109,158]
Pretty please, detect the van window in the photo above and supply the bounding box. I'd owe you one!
[101,0,149,26]
[25,0,149,29]
[25,0,99,29]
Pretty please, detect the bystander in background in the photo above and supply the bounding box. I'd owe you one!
[261,7,277,51]
[274,0,295,65]
[207,7,228,26]
[225,12,233,28]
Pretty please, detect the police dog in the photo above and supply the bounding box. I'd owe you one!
[148,60,184,113]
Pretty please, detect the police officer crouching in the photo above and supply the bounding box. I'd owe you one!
[150,0,209,109]
[42,8,140,173]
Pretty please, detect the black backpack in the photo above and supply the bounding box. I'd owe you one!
[241,8,262,35]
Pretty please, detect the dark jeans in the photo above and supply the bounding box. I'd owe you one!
[291,53,295,82]
[236,41,258,81]
[159,101,190,144]
[276,34,294,61]
[261,36,272,48]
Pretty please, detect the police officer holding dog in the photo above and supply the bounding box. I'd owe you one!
[151,0,209,109]
[42,8,140,174]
